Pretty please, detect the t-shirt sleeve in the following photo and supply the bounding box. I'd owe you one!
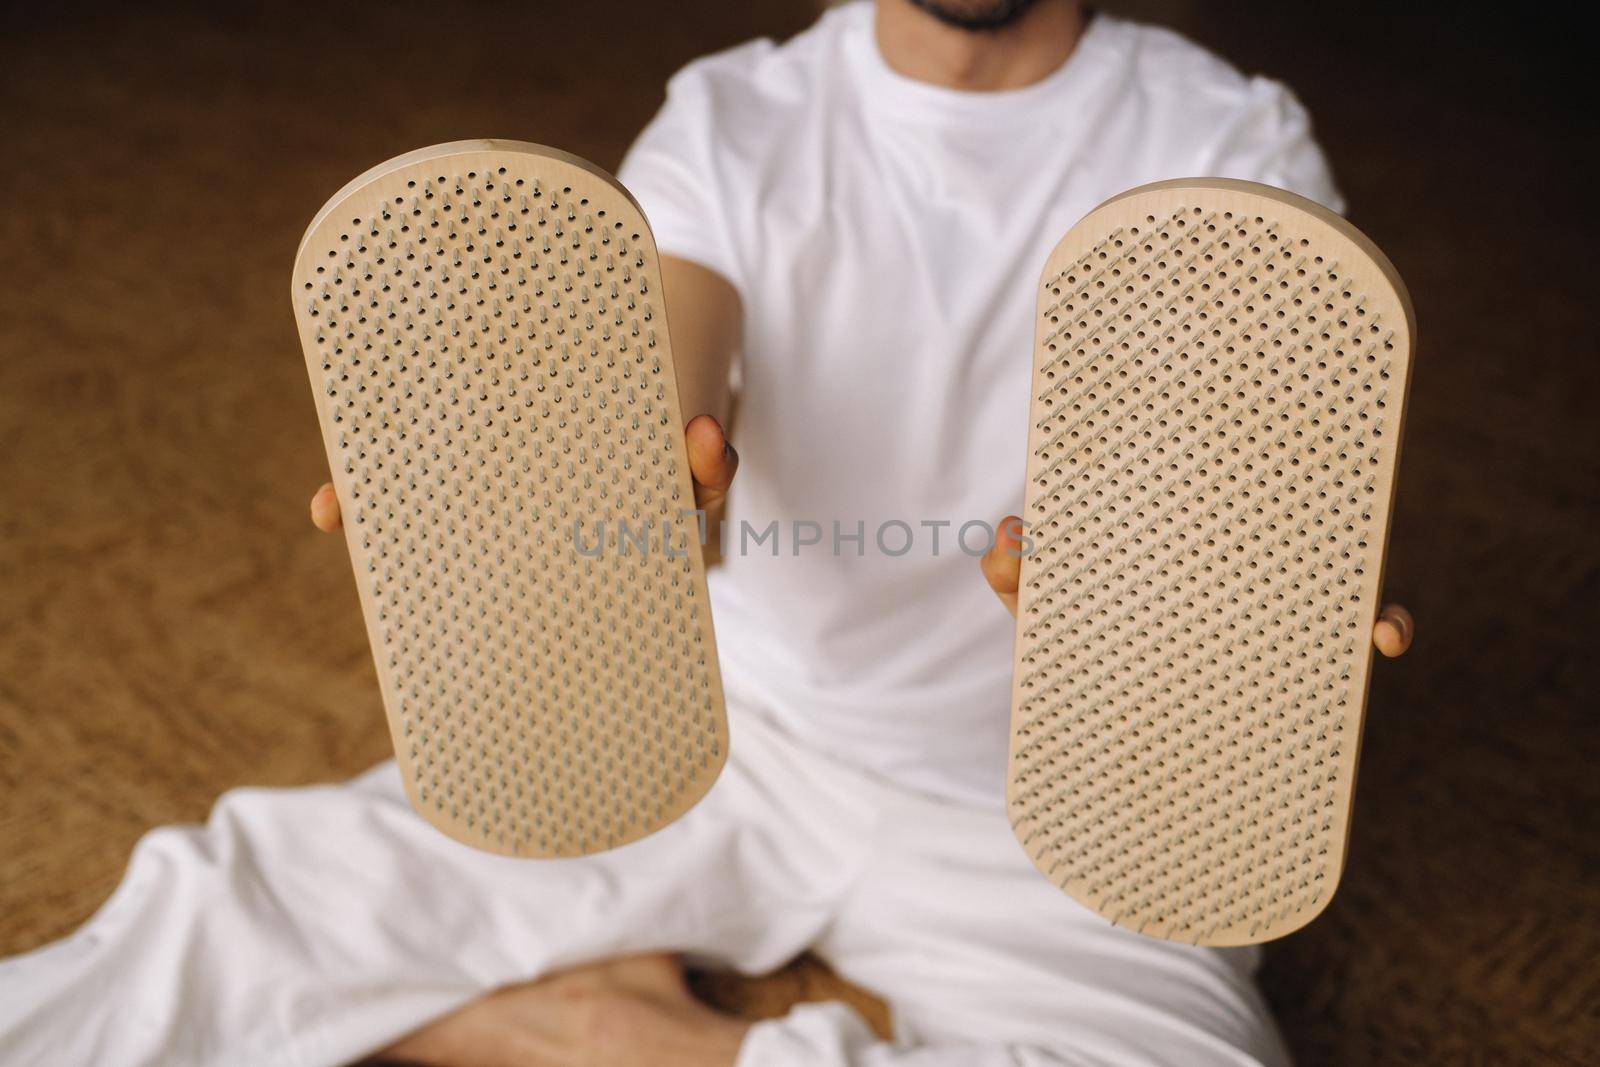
[1200,77,1346,215]
[616,64,745,294]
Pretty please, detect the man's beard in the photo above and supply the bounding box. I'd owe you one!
[905,0,1043,32]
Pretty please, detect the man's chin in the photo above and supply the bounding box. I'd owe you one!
[906,0,1043,32]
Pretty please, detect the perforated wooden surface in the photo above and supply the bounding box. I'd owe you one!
[1009,179,1414,945]
[291,141,726,857]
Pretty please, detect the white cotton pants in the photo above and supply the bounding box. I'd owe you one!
[0,688,1291,1067]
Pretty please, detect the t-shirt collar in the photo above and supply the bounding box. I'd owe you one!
[843,2,1116,125]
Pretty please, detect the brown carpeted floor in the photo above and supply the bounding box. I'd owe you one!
[0,4,1594,1065]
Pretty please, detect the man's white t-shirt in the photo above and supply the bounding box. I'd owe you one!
[618,2,1343,807]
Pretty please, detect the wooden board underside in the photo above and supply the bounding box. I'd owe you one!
[1009,179,1414,945]
[291,141,727,857]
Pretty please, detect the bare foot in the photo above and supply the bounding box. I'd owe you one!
[372,954,750,1067]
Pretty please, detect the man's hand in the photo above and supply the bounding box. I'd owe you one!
[682,413,740,512]
[980,514,1415,657]
[370,954,748,1067]
[309,414,739,533]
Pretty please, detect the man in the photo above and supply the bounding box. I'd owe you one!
[0,1,1414,1064]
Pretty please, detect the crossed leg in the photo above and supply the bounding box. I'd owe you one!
[370,733,1294,1067]
[1,699,1290,1067]
[0,708,868,1067]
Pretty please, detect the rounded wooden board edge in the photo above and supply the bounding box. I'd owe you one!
[1088,177,1416,346]
[294,139,649,262]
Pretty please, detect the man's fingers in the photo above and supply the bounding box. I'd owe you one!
[685,414,738,508]
[1373,602,1414,658]
[981,515,1023,618]
[310,483,342,532]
